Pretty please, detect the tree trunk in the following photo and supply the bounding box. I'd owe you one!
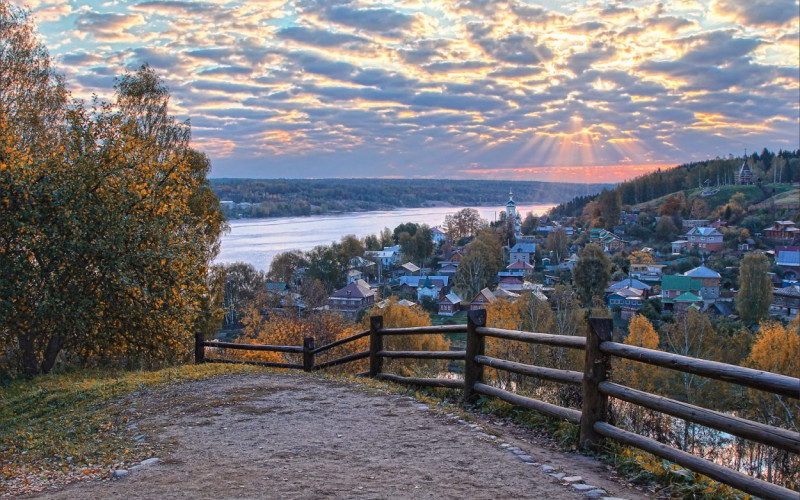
[18,333,41,377]
[40,334,65,374]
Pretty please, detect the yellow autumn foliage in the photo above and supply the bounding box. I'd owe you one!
[360,297,450,377]
[617,315,661,392]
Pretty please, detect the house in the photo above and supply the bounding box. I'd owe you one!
[495,287,520,300]
[673,292,703,313]
[416,277,439,302]
[736,159,753,184]
[266,282,288,294]
[438,262,459,275]
[590,228,627,252]
[775,246,800,280]
[607,278,651,296]
[375,298,417,309]
[661,275,702,305]
[764,221,800,243]
[682,220,711,231]
[366,246,400,268]
[432,226,448,245]
[442,250,463,267]
[328,280,376,319]
[470,288,497,310]
[347,269,364,284]
[558,253,579,271]
[497,275,525,292]
[672,240,689,254]
[438,292,462,316]
[607,286,645,309]
[629,263,665,282]
[518,283,549,301]
[509,241,536,264]
[684,265,721,300]
[685,226,723,252]
[500,260,535,278]
[771,285,800,318]
[398,262,420,276]
[398,275,449,295]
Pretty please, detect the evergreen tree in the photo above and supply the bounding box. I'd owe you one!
[572,243,611,306]
[736,253,773,325]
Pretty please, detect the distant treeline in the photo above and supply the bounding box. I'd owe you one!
[549,149,800,218]
[210,178,611,218]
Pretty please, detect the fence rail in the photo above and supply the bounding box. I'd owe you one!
[196,312,799,500]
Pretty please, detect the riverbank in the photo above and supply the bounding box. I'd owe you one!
[215,204,555,271]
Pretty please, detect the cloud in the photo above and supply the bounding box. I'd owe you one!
[21,0,799,179]
[423,60,492,73]
[75,11,146,42]
[324,5,417,34]
[277,26,369,47]
[712,0,800,27]
[468,24,553,64]
[565,42,617,75]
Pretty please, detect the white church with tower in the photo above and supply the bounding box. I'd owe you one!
[506,189,522,235]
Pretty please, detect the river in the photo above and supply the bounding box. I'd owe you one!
[216,204,554,271]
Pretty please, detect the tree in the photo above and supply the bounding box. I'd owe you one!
[689,197,709,219]
[521,213,539,235]
[546,227,568,264]
[305,245,345,292]
[597,188,621,230]
[0,2,66,157]
[359,298,448,376]
[619,315,660,392]
[398,224,433,263]
[1,52,224,375]
[221,263,269,327]
[444,208,487,242]
[629,250,654,266]
[743,319,799,484]
[269,251,305,284]
[454,229,503,299]
[736,253,773,325]
[299,278,328,310]
[573,243,611,305]
[655,216,679,241]
[662,308,724,450]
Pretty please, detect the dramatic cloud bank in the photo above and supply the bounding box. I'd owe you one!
[16,0,800,181]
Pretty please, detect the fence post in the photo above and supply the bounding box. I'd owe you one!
[579,317,613,449]
[194,332,205,364]
[369,316,384,378]
[464,308,487,404]
[303,337,315,372]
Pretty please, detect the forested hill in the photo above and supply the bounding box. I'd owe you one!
[549,149,800,218]
[210,178,611,217]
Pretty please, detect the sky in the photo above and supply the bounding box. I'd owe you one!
[12,0,800,183]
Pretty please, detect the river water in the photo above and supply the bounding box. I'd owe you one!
[216,204,554,271]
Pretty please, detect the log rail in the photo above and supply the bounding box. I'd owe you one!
[195,312,799,500]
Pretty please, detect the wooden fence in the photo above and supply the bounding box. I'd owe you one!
[195,311,799,500]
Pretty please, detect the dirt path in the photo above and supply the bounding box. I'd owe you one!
[25,373,648,499]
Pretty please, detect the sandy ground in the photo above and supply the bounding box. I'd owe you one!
[24,373,649,500]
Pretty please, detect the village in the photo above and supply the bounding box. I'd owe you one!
[227,158,799,332]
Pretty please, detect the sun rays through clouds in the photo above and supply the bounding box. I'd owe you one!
[16,0,800,180]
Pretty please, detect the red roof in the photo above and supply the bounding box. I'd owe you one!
[507,260,535,270]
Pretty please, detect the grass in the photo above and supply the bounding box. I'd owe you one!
[0,363,265,496]
[635,184,771,213]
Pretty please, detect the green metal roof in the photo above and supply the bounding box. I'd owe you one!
[661,275,702,292]
[674,292,702,302]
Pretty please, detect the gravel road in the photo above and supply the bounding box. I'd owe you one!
[25,373,648,500]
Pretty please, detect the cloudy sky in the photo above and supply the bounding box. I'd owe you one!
[14,0,800,182]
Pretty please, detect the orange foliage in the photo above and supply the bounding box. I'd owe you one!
[360,298,450,377]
